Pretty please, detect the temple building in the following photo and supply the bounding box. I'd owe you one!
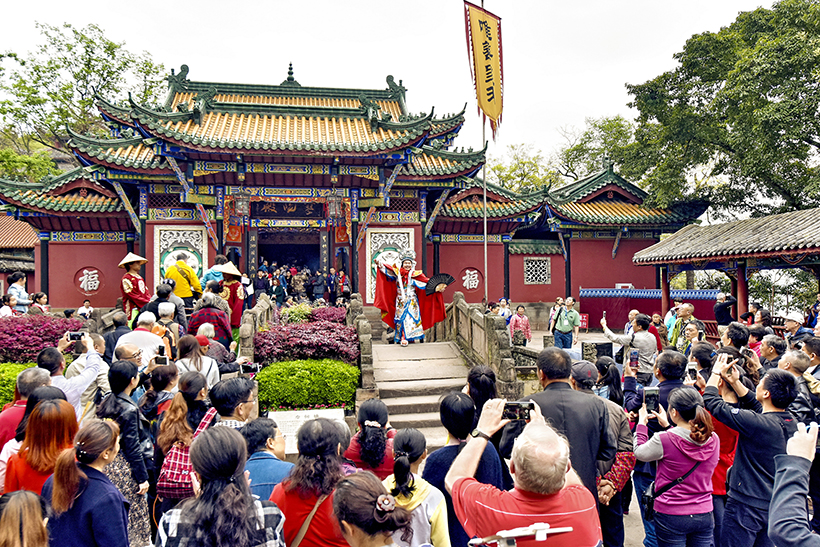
[0,65,707,308]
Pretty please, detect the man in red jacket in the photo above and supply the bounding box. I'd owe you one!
[0,368,50,447]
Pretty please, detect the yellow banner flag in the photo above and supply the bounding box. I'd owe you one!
[464,1,503,138]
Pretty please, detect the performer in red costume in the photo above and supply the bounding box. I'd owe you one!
[217,261,245,343]
[374,249,446,346]
[118,252,151,323]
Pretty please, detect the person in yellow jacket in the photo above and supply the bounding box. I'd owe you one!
[383,429,450,547]
[164,252,202,308]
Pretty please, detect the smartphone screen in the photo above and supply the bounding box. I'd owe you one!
[644,387,660,414]
[687,367,698,381]
[629,349,640,369]
[502,402,534,421]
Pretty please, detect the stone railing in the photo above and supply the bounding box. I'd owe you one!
[239,294,278,359]
[351,293,377,402]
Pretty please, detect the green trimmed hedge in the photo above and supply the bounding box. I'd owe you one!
[256,359,359,409]
[0,363,36,408]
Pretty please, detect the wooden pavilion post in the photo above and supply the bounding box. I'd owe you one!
[660,266,670,316]
[736,261,748,318]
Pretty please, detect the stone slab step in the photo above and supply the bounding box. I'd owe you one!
[382,394,442,415]
[373,357,465,369]
[373,342,461,362]
[374,364,469,383]
[390,411,442,430]
[415,426,449,452]
[378,377,467,399]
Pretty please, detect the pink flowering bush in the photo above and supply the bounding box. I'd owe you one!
[0,315,84,363]
[254,321,360,365]
[309,306,346,324]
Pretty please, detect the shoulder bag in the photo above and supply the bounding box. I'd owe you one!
[291,494,329,547]
[157,407,218,499]
[641,461,701,521]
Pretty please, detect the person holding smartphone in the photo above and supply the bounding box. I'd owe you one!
[601,313,658,387]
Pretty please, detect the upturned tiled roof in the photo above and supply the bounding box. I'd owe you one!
[440,191,544,219]
[0,216,38,248]
[0,167,123,214]
[550,167,647,204]
[403,145,485,178]
[552,199,708,226]
[67,130,165,170]
[633,207,820,264]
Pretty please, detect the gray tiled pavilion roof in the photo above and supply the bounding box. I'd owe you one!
[633,208,820,265]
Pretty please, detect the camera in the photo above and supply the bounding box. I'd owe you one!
[629,349,640,370]
[502,401,535,421]
[67,332,83,341]
[644,387,660,414]
[155,345,168,366]
[687,363,699,381]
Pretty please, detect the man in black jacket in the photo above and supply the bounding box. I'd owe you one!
[704,355,798,547]
[102,311,131,365]
[499,347,616,501]
[714,292,737,335]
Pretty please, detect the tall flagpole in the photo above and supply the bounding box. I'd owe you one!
[482,0,488,307]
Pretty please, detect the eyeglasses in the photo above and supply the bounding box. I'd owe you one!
[243,398,255,405]
[125,350,142,360]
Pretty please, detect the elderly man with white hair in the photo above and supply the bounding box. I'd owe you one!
[714,292,737,336]
[445,399,602,547]
[115,311,166,368]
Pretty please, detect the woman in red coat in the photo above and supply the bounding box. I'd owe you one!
[343,399,395,480]
[218,262,245,342]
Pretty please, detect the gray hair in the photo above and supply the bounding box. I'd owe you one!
[785,350,811,374]
[511,421,570,495]
[16,368,51,398]
[716,292,726,301]
[201,292,217,307]
[763,334,787,356]
[157,302,175,319]
[136,311,156,327]
[196,322,215,339]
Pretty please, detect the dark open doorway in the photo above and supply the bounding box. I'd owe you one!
[259,230,320,272]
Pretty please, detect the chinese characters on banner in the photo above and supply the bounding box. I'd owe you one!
[464,1,503,138]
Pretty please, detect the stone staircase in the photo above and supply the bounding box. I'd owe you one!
[373,341,469,451]
[363,306,387,344]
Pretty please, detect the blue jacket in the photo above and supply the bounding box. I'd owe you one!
[42,464,129,547]
[200,267,224,287]
[245,451,295,500]
[8,283,31,313]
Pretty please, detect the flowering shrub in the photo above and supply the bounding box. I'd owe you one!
[0,315,84,363]
[0,363,35,408]
[254,321,360,364]
[310,306,346,324]
[281,303,312,324]
[256,359,359,409]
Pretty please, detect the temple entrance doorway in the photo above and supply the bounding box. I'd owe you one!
[258,230,320,273]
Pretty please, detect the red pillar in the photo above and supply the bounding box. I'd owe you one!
[737,261,748,318]
[661,266,670,316]
[730,274,738,320]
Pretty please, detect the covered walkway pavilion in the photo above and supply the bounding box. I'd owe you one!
[633,207,820,320]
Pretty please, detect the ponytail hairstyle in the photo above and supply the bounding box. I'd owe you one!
[466,366,497,424]
[52,420,119,515]
[595,356,624,406]
[357,399,389,469]
[19,399,78,473]
[333,471,412,544]
[157,371,208,454]
[96,360,139,420]
[668,388,714,444]
[14,386,66,443]
[139,364,179,414]
[0,490,48,547]
[1,295,13,307]
[178,427,257,547]
[391,429,426,498]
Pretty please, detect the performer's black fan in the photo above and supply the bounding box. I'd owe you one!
[426,273,456,295]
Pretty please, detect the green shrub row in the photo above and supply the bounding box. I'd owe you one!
[0,363,35,408]
[256,358,359,409]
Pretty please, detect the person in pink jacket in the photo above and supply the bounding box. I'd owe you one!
[509,305,532,346]
[634,388,720,547]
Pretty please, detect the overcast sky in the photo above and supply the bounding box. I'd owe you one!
[2,0,772,163]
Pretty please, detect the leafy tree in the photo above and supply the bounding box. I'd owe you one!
[554,115,639,181]
[0,23,165,160]
[626,0,820,216]
[0,148,58,181]
[486,143,562,192]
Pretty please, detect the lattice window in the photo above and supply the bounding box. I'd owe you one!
[390,197,418,212]
[524,257,551,285]
[149,194,182,208]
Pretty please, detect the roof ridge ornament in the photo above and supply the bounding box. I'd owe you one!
[166,64,190,92]
[280,63,301,87]
[359,95,382,132]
